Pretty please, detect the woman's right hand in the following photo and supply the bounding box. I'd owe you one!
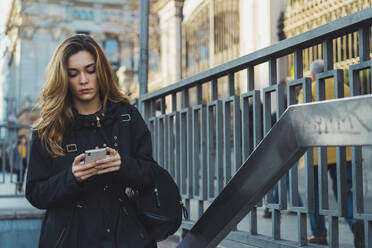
[72,153,98,182]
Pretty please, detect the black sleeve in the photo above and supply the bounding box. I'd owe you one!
[115,106,157,190]
[25,131,83,209]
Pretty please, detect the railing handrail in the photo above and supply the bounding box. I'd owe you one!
[141,7,372,102]
[178,95,372,248]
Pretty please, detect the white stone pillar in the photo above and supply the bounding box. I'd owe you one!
[156,0,185,86]
[270,0,288,84]
[239,0,286,92]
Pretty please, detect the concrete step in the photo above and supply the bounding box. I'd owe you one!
[157,235,258,248]
[158,235,179,248]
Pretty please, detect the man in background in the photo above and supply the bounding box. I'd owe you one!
[298,60,364,247]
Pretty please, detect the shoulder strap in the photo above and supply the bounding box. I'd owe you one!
[108,105,133,151]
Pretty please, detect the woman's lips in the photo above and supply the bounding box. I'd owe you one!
[80,89,92,94]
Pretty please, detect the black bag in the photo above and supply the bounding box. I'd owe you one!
[114,106,188,241]
[133,165,188,241]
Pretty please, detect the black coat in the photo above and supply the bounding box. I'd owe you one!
[26,101,158,248]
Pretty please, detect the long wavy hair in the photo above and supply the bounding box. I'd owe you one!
[34,34,130,157]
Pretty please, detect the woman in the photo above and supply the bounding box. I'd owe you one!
[13,135,28,193]
[26,34,157,248]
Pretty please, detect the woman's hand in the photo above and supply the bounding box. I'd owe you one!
[95,147,121,175]
[72,153,98,182]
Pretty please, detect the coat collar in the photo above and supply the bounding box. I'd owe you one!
[72,101,120,130]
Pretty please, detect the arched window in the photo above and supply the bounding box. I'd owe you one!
[80,10,87,19]
[103,37,120,69]
[73,10,79,19]
[88,10,94,20]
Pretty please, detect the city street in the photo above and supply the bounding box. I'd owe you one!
[0,1,371,247]
[0,173,355,247]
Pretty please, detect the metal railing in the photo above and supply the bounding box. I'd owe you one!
[138,7,372,247]
[178,95,372,247]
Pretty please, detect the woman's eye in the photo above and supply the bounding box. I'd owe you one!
[68,73,77,78]
[87,69,96,74]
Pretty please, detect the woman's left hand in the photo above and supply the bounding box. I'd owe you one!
[95,147,122,174]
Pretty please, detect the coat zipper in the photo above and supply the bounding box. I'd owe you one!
[96,115,101,128]
[55,227,66,248]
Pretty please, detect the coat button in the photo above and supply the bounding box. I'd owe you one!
[139,232,145,239]
[106,228,111,233]
[104,185,109,191]
[114,143,118,147]
[103,144,107,147]
[114,136,118,140]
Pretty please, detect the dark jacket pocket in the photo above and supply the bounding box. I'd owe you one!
[39,208,73,248]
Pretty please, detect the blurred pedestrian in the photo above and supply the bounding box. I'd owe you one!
[298,60,364,247]
[26,34,158,247]
[12,135,28,193]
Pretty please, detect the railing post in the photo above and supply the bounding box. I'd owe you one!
[139,0,149,115]
[269,58,277,85]
[294,50,303,80]
[358,27,370,62]
[323,39,333,71]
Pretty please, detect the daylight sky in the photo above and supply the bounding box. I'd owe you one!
[0,0,11,33]
[0,0,11,56]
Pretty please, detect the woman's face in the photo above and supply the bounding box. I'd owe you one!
[67,50,99,106]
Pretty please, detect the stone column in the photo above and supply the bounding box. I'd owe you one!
[156,0,185,86]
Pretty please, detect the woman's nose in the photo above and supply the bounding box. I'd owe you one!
[80,72,88,84]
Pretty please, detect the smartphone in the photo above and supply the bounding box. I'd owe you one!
[84,148,107,164]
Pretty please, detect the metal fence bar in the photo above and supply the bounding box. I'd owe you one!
[173,112,181,186]
[358,26,370,63]
[192,105,207,200]
[206,100,223,201]
[222,99,231,186]
[157,115,165,168]
[287,76,312,245]
[148,117,157,162]
[0,141,6,184]
[367,221,372,247]
[179,109,190,198]
[166,114,175,178]
[232,96,241,173]
[241,89,261,236]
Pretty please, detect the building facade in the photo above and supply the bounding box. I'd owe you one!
[151,0,288,96]
[285,0,371,89]
[3,0,142,126]
[2,0,371,125]
[150,0,371,100]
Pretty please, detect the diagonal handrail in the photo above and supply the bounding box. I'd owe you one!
[178,95,372,248]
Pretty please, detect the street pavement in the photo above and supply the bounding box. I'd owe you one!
[0,173,356,247]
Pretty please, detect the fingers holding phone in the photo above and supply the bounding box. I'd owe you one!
[95,147,121,175]
[72,153,98,182]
